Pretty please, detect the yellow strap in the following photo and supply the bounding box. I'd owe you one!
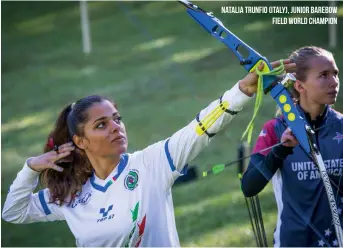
[196,101,229,135]
[241,60,285,144]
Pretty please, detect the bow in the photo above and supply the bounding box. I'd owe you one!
[178,0,343,246]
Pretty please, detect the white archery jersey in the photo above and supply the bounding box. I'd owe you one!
[2,82,252,247]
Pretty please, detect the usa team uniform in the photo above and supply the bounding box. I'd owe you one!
[242,105,343,247]
[2,82,252,247]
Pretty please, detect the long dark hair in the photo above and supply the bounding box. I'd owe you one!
[39,95,114,206]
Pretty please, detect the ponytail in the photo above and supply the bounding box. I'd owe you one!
[39,103,92,206]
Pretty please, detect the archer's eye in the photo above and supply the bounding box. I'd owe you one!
[320,72,328,79]
[96,122,106,129]
[114,116,122,124]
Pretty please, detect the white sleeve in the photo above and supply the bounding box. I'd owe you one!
[2,161,65,224]
[142,82,253,187]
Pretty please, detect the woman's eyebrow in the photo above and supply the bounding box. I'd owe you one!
[92,112,119,124]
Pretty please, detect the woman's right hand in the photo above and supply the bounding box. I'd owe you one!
[28,142,75,172]
[281,128,299,147]
[239,59,297,96]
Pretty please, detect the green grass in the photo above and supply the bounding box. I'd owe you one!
[2,1,343,246]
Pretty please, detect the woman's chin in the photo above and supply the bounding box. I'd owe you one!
[326,98,337,105]
[116,145,128,155]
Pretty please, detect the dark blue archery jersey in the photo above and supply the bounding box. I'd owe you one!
[241,105,343,247]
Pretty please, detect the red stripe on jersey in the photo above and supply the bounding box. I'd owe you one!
[252,119,279,156]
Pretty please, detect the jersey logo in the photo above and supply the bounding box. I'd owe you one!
[124,169,139,191]
[97,204,115,223]
[333,132,343,144]
[259,129,267,137]
[71,192,92,208]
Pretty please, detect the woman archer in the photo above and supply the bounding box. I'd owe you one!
[241,46,342,247]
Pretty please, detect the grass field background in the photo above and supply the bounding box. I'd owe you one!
[2,1,343,246]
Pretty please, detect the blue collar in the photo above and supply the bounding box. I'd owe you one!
[90,154,129,192]
[296,104,329,129]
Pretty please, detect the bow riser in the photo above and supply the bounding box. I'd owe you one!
[270,84,311,154]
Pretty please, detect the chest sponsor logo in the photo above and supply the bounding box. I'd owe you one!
[97,204,115,222]
[71,192,92,208]
[124,169,139,191]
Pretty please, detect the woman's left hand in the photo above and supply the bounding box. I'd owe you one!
[239,59,296,96]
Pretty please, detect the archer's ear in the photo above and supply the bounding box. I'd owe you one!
[73,135,87,150]
[294,80,305,93]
